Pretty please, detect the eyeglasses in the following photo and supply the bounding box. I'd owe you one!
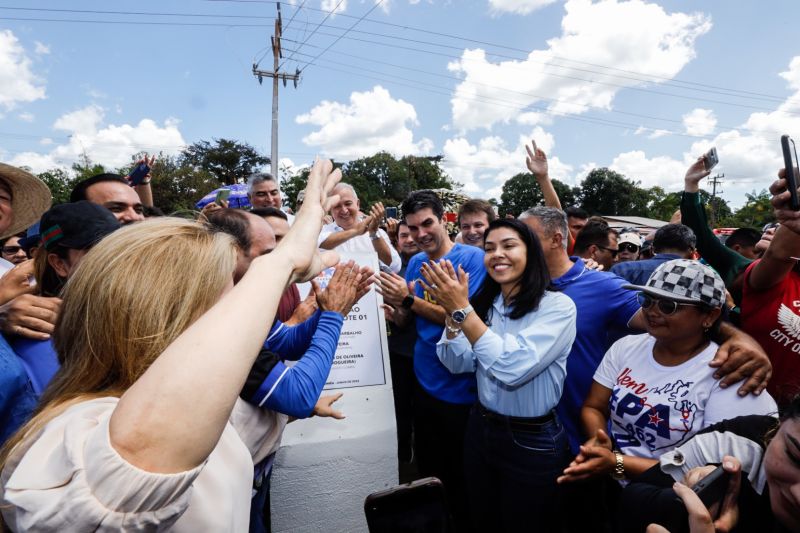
[619,243,640,253]
[598,245,619,257]
[1,246,23,255]
[637,293,700,315]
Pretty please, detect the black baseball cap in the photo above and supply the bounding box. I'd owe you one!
[40,201,121,251]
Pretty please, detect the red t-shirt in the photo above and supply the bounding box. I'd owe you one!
[277,283,301,324]
[741,260,800,405]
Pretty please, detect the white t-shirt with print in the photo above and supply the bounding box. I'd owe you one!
[593,333,777,460]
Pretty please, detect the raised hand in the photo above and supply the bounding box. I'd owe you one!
[418,259,469,314]
[770,168,800,234]
[0,259,36,305]
[277,158,342,283]
[685,156,711,192]
[525,139,549,178]
[376,271,411,307]
[313,260,362,317]
[367,202,385,234]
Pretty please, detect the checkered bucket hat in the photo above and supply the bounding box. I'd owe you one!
[623,259,725,308]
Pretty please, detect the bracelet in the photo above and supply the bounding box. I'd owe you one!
[611,450,625,480]
[444,316,462,335]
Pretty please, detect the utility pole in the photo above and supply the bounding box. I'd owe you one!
[709,173,724,227]
[253,2,300,179]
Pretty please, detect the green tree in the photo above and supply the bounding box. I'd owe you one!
[718,189,774,229]
[577,168,650,216]
[36,168,77,205]
[498,172,577,217]
[148,155,221,214]
[180,138,269,185]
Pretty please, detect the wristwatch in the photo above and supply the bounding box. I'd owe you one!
[611,450,625,480]
[451,304,474,324]
[369,232,380,241]
[401,294,415,309]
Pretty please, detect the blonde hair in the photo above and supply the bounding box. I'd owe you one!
[0,218,237,477]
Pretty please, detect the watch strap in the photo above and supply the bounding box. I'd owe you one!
[401,294,415,309]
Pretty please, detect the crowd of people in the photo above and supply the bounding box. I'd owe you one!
[0,136,796,533]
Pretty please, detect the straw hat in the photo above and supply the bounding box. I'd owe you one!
[0,163,53,239]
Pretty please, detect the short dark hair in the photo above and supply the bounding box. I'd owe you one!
[206,208,252,252]
[143,205,165,218]
[565,206,588,220]
[250,207,288,221]
[573,219,614,255]
[725,227,761,250]
[471,219,550,321]
[458,199,496,225]
[70,173,129,203]
[653,223,696,253]
[401,190,444,219]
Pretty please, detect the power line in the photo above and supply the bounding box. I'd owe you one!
[276,0,345,70]
[2,5,789,104]
[281,43,791,139]
[3,6,793,109]
[282,0,307,32]
[281,32,800,118]
[0,16,274,28]
[297,0,384,75]
[205,0,789,103]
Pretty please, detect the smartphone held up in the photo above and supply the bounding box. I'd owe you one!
[781,134,800,210]
[702,147,719,171]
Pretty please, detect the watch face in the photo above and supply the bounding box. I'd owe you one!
[452,310,466,323]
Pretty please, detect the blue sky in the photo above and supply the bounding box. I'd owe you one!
[2,0,800,208]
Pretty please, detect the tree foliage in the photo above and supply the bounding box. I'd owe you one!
[497,173,578,217]
[180,138,268,185]
[718,190,774,229]
[576,168,652,216]
[280,152,456,210]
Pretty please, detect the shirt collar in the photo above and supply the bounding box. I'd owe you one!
[551,257,587,288]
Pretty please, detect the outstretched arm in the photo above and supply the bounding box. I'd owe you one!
[109,158,343,474]
[526,140,562,210]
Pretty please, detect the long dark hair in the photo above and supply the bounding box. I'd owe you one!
[471,218,550,321]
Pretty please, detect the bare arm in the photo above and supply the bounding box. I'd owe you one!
[526,140,562,210]
[319,221,369,250]
[581,381,612,442]
[109,158,342,474]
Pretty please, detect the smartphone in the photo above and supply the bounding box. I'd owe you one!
[364,477,450,532]
[703,147,719,171]
[215,189,231,205]
[386,206,398,220]
[781,135,800,210]
[128,162,151,186]
[692,465,731,508]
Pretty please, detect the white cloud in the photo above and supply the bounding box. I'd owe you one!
[321,0,347,14]
[33,41,50,55]
[296,85,434,159]
[448,0,711,131]
[441,127,572,199]
[489,0,559,15]
[608,150,689,190]
[17,112,34,123]
[635,126,671,139]
[0,30,46,110]
[682,108,717,136]
[9,105,186,173]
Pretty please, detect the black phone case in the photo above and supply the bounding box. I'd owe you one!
[781,135,800,210]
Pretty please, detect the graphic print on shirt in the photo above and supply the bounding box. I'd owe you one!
[610,367,698,453]
[774,304,800,355]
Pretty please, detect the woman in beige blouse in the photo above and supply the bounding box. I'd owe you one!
[0,159,344,531]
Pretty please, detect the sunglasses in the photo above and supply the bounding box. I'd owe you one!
[619,243,640,253]
[1,246,23,255]
[637,293,700,315]
[598,245,619,257]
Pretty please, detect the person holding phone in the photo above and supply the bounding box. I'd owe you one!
[739,167,800,407]
[427,218,577,532]
[618,394,800,533]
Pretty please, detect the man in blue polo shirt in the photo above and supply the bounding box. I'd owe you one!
[520,207,641,453]
[610,223,696,285]
[378,190,485,524]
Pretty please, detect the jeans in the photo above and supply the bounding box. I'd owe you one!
[463,406,570,533]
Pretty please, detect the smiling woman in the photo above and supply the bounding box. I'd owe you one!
[559,260,778,493]
[425,218,577,532]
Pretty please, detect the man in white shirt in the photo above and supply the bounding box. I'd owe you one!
[318,183,401,273]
